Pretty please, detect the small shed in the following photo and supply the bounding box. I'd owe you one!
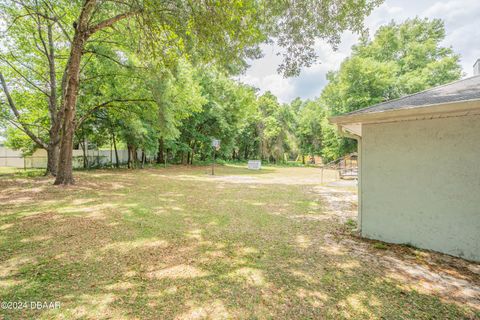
[330,71,480,261]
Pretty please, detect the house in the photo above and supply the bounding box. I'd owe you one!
[330,61,480,261]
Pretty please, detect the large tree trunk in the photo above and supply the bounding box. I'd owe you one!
[44,24,61,177]
[128,145,138,169]
[45,144,59,176]
[55,0,132,184]
[157,138,165,164]
[54,26,88,185]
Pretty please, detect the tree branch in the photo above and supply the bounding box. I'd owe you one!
[0,57,50,97]
[83,49,131,68]
[76,98,154,128]
[47,23,59,125]
[5,52,49,83]
[0,72,48,149]
[40,0,73,43]
[86,11,137,37]
[34,13,50,59]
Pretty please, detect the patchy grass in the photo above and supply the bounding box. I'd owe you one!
[0,165,479,319]
[345,218,357,229]
[0,167,45,178]
[373,242,389,250]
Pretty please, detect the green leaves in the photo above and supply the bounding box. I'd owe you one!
[325,18,463,117]
[1,0,384,167]
[134,0,382,77]
[152,59,206,140]
[319,17,463,161]
[296,100,325,157]
[173,68,258,161]
[264,0,384,76]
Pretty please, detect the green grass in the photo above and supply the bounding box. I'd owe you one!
[0,165,478,319]
[0,167,45,178]
[373,242,389,250]
[345,218,357,229]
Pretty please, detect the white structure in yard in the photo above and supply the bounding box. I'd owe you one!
[330,63,480,262]
[248,160,262,170]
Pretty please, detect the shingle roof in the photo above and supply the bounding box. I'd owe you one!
[343,75,480,116]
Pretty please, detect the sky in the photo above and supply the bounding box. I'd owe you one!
[239,0,480,103]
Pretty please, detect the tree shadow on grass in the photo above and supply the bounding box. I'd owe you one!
[2,221,478,319]
[0,168,479,319]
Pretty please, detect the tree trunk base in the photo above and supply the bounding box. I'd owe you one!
[53,174,75,185]
[44,170,57,177]
[53,179,75,186]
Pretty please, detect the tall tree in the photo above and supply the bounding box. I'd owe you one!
[0,0,73,175]
[174,69,257,164]
[255,92,296,162]
[59,0,383,183]
[1,0,382,184]
[321,18,462,161]
[295,99,325,163]
[151,59,206,164]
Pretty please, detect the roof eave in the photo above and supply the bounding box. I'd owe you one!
[329,99,480,127]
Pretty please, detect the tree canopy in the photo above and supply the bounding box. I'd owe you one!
[0,2,466,180]
[0,0,382,184]
[319,18,462,160]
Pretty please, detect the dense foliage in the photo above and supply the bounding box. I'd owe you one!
[0,2,464,175]
[0,0,381,183]
[319,18,462,160]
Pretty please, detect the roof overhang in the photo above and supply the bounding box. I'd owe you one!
[329,99,480,137]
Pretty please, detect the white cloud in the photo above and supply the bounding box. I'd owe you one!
[424,0,480,77]
[364,4,406,30]
[424,0,479,20]
[242,0,480,102]
[259,74,296,102]
[238,44,296,102]
[239,35,355,102]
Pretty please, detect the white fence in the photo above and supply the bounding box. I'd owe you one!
[0,146,143,169]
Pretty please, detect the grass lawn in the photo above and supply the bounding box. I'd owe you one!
[0,166,479,319]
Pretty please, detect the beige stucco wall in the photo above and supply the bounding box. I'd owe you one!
[360,114,480,261]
